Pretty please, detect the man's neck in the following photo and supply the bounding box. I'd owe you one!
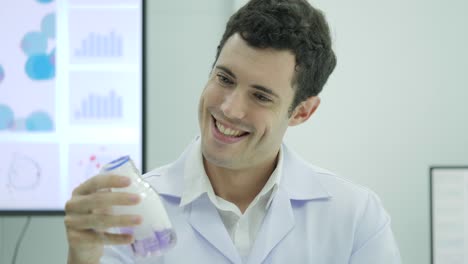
[203,155,278,213]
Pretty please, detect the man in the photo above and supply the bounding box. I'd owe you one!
[65,0,402,263]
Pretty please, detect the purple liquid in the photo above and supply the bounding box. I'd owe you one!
[128,229,177,257]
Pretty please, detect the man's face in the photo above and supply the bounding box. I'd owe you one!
[198,33,298,170]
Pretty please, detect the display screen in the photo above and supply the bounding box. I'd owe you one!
[0,0,143,213]
[431,167,468,264]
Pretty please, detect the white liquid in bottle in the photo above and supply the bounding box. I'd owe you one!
[100,156,177,258]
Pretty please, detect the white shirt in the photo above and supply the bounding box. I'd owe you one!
[179,140,283,259]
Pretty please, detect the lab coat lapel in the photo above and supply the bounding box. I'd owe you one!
[188,194,241,264]
[247,187,294,264]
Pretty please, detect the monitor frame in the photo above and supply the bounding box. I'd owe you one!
[0,0,147,216]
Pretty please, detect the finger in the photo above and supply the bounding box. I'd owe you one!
[67,229,133,246]
[73,174,131,196]
[64,214,142,231]
[65,192,140,214]
[100,232,134,245]
[92,207,113,215]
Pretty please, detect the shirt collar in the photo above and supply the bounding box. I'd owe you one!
[146,137,331,202]
[179,139,283,208]
[263,147,283,209]
[179,139,212,207]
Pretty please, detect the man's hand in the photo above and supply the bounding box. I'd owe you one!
[65,175,142,264]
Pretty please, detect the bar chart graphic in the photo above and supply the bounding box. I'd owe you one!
[74,90,123,120]
[74,31,123,57]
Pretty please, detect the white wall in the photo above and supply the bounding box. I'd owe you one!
[1,0,467,263]
[0,216,67,264]
[145,0,232,169]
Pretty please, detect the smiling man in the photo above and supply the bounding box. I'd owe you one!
[199,33,312,214]
[65,0,402,263]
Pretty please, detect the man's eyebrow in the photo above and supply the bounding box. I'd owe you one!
[215,65,236,79]
[251,85,279,99]
[215,65,279,98]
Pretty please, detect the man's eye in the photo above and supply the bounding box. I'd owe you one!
[216,74,233,85]
[254,93,272,103]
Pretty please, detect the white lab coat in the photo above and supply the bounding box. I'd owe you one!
[102,139,402,263]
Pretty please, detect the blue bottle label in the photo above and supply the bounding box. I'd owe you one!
[103,155,130,172]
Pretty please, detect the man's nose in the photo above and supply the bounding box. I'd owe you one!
[220,89,246,120]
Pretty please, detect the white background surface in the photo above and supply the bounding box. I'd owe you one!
[1,0,468,263]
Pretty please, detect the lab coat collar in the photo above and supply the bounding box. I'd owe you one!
[280,143,332,201]
[144,138,332,202]
[246,185,295,264]
[187,193,242,264]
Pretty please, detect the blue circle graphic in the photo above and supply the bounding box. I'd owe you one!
[0,65,4,83]
[36,0,54,3]
[0,104,14,130]
[25,54,55,80]
[41,13,56,39]
[25,111,54,131]
[21,31,48,56]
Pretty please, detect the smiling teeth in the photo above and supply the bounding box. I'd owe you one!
[216,121,243,137]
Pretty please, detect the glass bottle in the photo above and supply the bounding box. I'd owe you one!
[100,156,177,258]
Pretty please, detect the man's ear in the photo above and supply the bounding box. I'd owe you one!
[288,96,321,126]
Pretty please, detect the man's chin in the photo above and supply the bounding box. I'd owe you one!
[202,149,237,169]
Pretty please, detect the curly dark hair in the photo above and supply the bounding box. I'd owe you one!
[213,0,337,115]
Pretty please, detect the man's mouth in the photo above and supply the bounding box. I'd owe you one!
[212,116,249,138]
